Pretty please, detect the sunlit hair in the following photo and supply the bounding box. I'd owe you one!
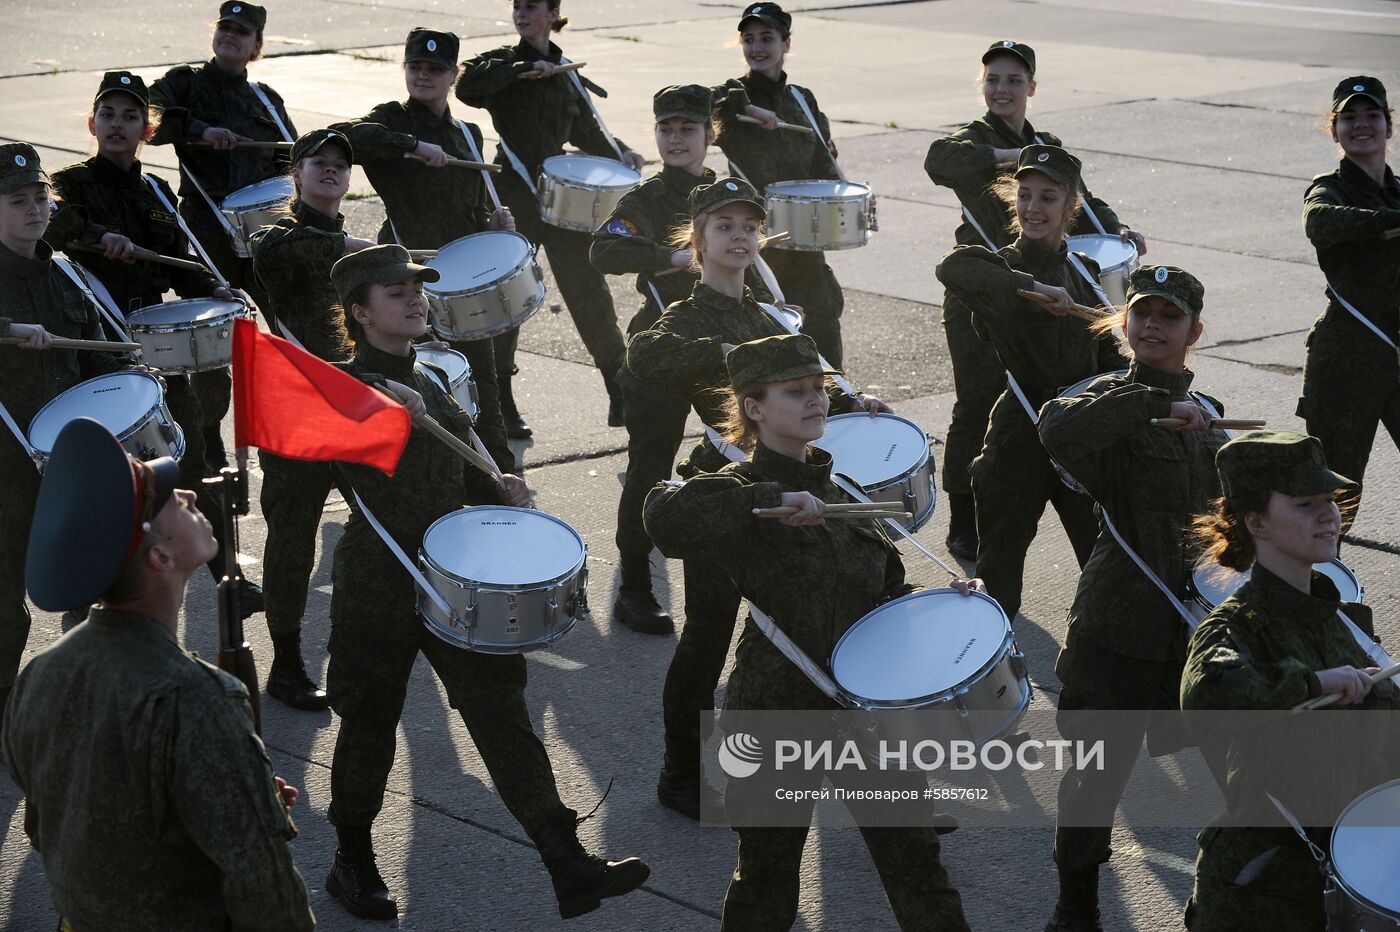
[332,282,372,355]
[666,214,710,274]
[714,384,767,452]
[988,170,1081,240]
[1192,489,1357,572]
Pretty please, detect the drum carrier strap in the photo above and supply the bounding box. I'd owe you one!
[0,398,40,470]
[413,362,500,470]
[348,487,455,619]
[454,122,504,211]
[1326,281,1399,367]
[248,82,294,143]
[1033,133,1109,236]
[175,165,246,265]
[144,174,231,289]
[52,256,135,343]
[788,86,846,184]
[561,58,625,162]
[497,138,537,196]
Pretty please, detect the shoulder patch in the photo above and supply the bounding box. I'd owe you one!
[606,216,640,237]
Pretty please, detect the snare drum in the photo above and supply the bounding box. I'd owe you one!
[1067,235,1139,307]
[764,179,877,251]
[760,302,804,333]
[1051,370,1128,493]
[126,299,244,374]
[416,346,480,420]
[425,232,547,340]
[1190,556,1363,626]
[1326,779,1400,930]
[830,588,1030,751]
[417,506,588,654]
[220,176,294,258]
[812,412,936,530]
[538,155,641,232]
[28,371,184,470]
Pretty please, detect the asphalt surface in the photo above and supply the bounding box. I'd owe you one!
[2,0,1398,929]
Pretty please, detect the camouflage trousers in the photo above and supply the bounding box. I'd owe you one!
[939,295,1004,496]
[0,443,41,690]
[1184,827,1326,931]
[761,247,845,369]
[661,557,743,775]
[614,368,690,565]
[259,452,339,641]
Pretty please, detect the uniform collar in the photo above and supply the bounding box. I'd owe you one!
[515,38,562,64]
[0,238,53,280]
[982,110,1038,146]
[1338,155,1398,194]
[355,341,418,380]
[1011,233,1067,272]
[752,442,834,493]
[1239,561,1341,632]
[661,163,714,195]
[406,95,453,129]
[200,58,248,85]
[745,69,788,94]
[1128,360,1194,395]
[91,154,145,187]
[88,606,179,645]
[691,280,758,313]
[292,198,345,232]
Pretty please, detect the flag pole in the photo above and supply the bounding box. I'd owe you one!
[206,445,261,735]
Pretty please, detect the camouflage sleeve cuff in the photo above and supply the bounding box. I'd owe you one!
[652,245,676,272]
[1146,387,1173,419]
[751,481,784,510]
[716,85,749,121]
[1304,670,1322,699]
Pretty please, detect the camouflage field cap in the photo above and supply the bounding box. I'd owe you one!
[291,128,355,165]
[1216,430,1358,502]
[982,40,1036,77]
[1331,75,1388,113]
[405,27,459,69]
[654,84,712,124]
[26,418,182,612]
[739,2,792,34]
[688,177,765,219]
[1126,265,1204,317]
[727,333,838,398]
[95,71,150,108]
[0,143,48,195]
[331,244,439,303]
[1014,144,1081,189]
[217,1,266,33]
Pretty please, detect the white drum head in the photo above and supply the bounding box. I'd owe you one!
[424,506,584,586]
[1331,780,1400,915]
[223,175,293,208]
[29,372,161,452]
[1058,369,1126,399]
[767,179,870,199]
[831,589,1009,702]
[544,154,640,188]
[1192,557,1362,610]
[813,413,928,484]
[416,346,470,382]
[1067,235,1137,273]
[128,298,242,327]
[428,232,531,293]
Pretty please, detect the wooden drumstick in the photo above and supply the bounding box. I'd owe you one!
[188,140,293,150]
[1016,288,1110,323]
[67,242,209,273]
[521,60,587,79]
[737,114,816,136]
[403,153,503,172]
[1383,228,1400,240]
[1152,417,1266,430]
[408,250,437,260]
[1,336,142,352]
[1292,661,1400,711]
[417,415,505,483]
[753,504,911,520]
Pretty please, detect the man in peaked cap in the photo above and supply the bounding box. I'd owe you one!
[2,418,314,931]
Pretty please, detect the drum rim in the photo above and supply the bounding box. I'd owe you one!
[540,153,642,188]
[420,505,587,589]
[28,371,167,452]
[1190,556,1362,611]
[127,298,243,330]
[813,411,933,477]
[1328,777,1400,918]
[221,175,295,206]
[765,177,872,198]
[830,587,1015,708]
[425,231,537,297]
[420,601,580,654]
[414,346,471,382]
[1066,233,1139,269]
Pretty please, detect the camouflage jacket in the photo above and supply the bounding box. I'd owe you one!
[333,343,502,605]
[589,164,771,333]
[148,59,296,201]
[1182,564,1400,844]
[644,443,911,709]
[712,70,836,195]
[331,98,493,248]
[455,39,632,181]
[251,199,350,361]
[1302,157,1400,340]
[923,112,1123,250]
[2,609,313,931]
[1040,362,1228,660]
[0,241,130,430]
[45,155,219,313]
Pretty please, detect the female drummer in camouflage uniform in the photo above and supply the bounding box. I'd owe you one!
[1181,430,1400,931]
[44,71,264,624]
[924,40,1145,560]
[935,144,1127,625]
[456,0,646,434]
[1298,76,1399,530]
[644,333,971,931]
[1036,266,1227,932]
[321,244,648,923]
[711,2,848,367]
[627,179,885,819]
[330,27,516,472]
[0,143,133,712]
[589,84,770,636]
[148,1,297,472]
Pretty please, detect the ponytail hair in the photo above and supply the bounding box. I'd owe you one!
[1191,492,1268,571]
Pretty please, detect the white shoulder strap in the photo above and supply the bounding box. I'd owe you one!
[497,137,538,196]
[455,120,503,211]
[0,397,39,468]
[144,174,230,288]
[1327,281,1398,353]
[248,82,294,142]
[349,487,453,618]
[52,256,134,343]
[561,60,624,162]
[787,85,846,183]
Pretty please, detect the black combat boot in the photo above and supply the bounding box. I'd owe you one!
[537,822,650,920]
[944,492,978,562]
[1045,864,1103,932]
[266,633,329,711]
[498,374,533,439]
[613,553,672,635]
[326,826,398,921]
[236,578,265,622]
[602,369,626,428]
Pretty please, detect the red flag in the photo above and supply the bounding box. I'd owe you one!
[232,317,410,475]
